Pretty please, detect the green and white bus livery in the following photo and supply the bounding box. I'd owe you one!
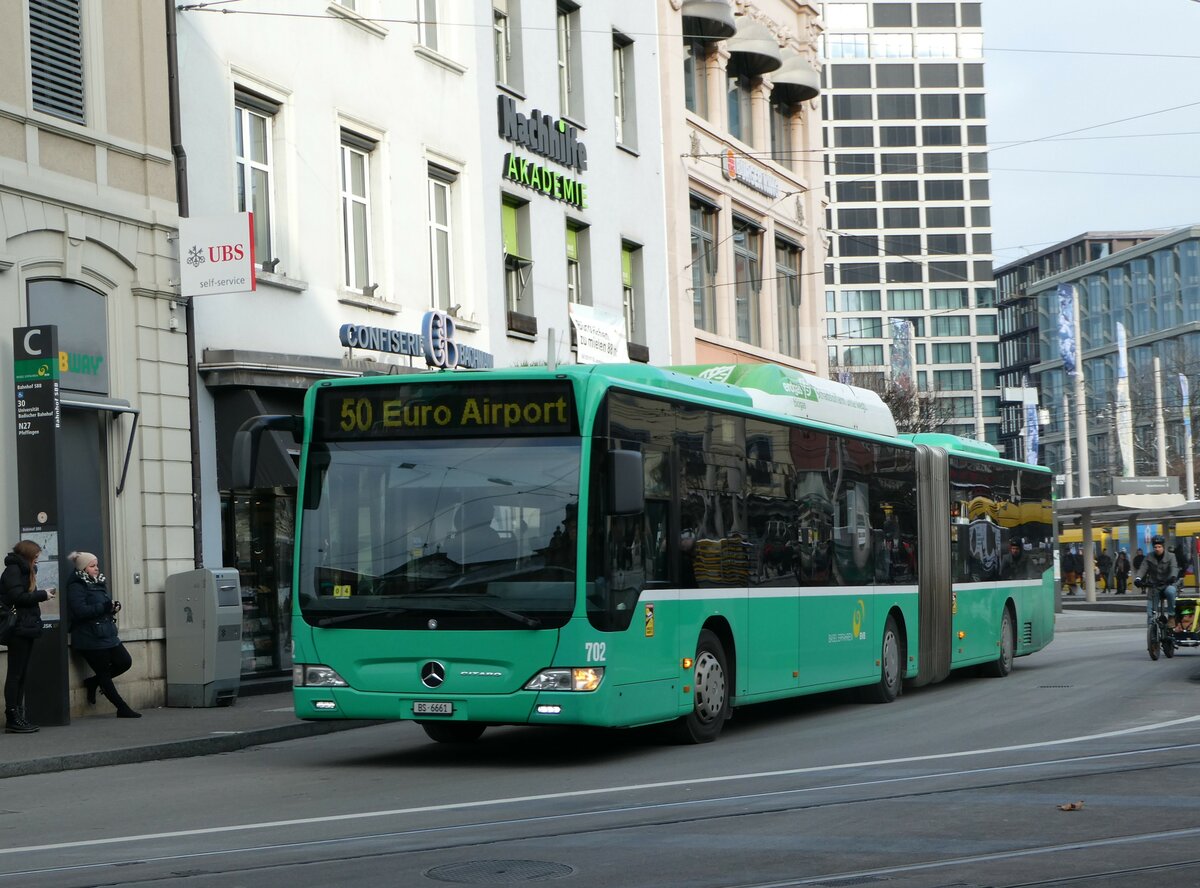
[242,362,1054,744]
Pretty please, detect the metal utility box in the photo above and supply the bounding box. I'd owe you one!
[165,568,242,707]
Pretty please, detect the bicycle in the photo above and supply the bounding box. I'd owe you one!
[1141,580,1177,661]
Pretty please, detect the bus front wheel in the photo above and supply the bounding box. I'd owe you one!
[982,607,1015,678]
[420,721,486,744]
[672,629,730,744]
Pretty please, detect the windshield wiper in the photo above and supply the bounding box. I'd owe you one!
[315,608,406,628]
[419,594,541,629]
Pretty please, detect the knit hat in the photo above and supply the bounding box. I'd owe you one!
[69,551,97,572]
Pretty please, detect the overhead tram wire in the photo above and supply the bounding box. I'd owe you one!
[174,7,1200,56]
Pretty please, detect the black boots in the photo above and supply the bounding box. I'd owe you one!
[84,675,99,705]
[116,706,142,719]
[5,707,38,733]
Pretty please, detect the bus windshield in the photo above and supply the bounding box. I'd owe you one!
[298,436,581,630]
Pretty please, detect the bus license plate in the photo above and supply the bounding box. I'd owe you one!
[413,701,454,716]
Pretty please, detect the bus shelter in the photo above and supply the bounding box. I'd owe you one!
[1055,493,1200,602]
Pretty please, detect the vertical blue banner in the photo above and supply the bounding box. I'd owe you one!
[1057,284,1077,376]
[1182,374,1191,438]
[1025,400,1039,465]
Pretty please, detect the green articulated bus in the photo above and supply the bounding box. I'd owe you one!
[240,362,1055,744]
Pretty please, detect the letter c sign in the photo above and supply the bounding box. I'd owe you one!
[23,329,44,356]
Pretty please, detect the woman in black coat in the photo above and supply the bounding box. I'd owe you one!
[0,539,56,733]
[65,552,139,718]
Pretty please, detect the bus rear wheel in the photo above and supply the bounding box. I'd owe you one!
[862,615,903,703]
[420,721,486,744]
[671,629,730,744]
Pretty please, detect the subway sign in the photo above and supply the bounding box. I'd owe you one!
[315,381,577,440]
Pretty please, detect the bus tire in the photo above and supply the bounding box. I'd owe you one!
[420,721,486,744]
[672,629,730,744]
[982,606,1015,678]
[863,614,903,703]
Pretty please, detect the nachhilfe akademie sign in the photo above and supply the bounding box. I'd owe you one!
[178,213,257,298]
[498,95,588,209]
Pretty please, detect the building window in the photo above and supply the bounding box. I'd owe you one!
[977,314,997,335]
[565,222,590,306]
[930,288,968,309]
[416,0,438,50]
[727,69,754,144]
[914,33,956,58]
[502,198,533,321]
[844,344,884,366]
[825,33,869,58]
[921,94,960,118]
[770,100,793,169]
[881,153,918,174]
[871,33,912,58]
[928,233,966,255]
[557,3,582,120]
[690,197,718,332]
[888,289,923,311]
[926,206,965,227]
[428,165,456,309]
[234,89,280,269]
[613,33,636,148]
[876,94,915,119]
[833,95,873,120]
[493,1,511,83]
[776,239,802,356]
[933,343,971,363]
[884,207,920,228]
[931,316,969,337]
[622,241,644,346]
[340,131,375,292]
[683,38,709,118]
[29,0,84,123]
[733,218,761,346]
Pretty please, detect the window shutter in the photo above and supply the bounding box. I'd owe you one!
[29,0,85,124]
[502,203,521,257]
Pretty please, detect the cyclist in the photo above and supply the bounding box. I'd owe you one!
[1134,534,1179,627]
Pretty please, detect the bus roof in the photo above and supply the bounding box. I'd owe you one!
[668,364,898,438]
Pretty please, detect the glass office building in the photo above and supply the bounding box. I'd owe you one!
[1032,227,1200,495]
[821,1,999,441]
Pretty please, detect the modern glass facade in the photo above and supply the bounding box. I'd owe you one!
[1031,228,1200,494]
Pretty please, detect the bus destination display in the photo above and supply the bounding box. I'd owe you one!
[316,381,576,440]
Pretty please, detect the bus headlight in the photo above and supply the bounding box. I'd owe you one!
[524,667,605,692]
[294,664,349,688]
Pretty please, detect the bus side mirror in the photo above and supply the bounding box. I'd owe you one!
[607,449,644,516]
[232,415,302,489]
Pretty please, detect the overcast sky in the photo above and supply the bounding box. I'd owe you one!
[983,0,1200,267]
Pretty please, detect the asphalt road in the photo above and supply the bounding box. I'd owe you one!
[7,623,1200,888]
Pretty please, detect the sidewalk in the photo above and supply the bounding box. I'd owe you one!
[0,600,1151,781]
[0,689,380,780]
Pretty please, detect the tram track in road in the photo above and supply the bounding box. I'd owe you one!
[7,741,1200,886]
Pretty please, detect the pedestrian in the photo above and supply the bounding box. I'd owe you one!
[0,540,56,733]
[1096,549,1113,593]
[1114,548,1131,594]
[1062,547,1081,596]
[65,552,140,718]
[1133,547,1145,572]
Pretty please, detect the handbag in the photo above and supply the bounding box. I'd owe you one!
[0,604,16,645]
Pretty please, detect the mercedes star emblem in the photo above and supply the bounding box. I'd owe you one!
[420,661,446,689]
